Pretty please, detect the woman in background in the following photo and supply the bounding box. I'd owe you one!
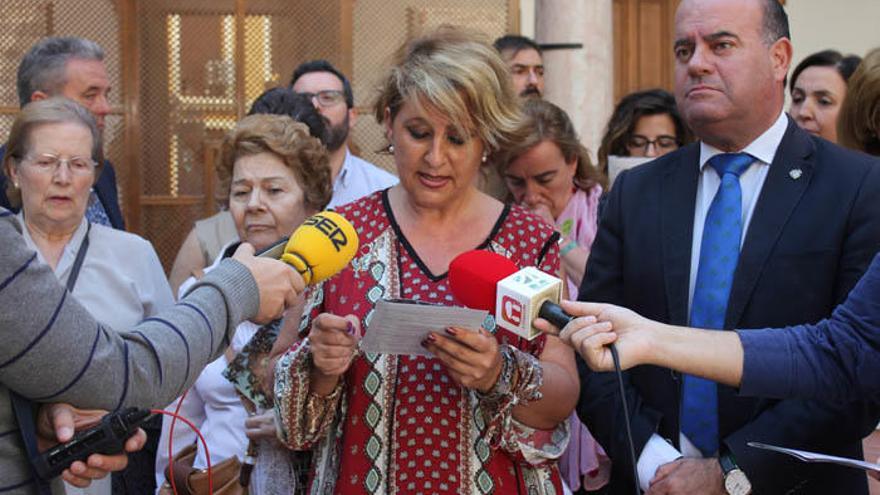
[168,88,327,295]
[497,99,605,299]
[596,89,689,184]
[156,113,331,494]
[496,98,610,493]
[838,47,880,156]
[789,49,861,143]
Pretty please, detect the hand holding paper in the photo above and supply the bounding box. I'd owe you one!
[422,326,504,393]
[359,299,487,357]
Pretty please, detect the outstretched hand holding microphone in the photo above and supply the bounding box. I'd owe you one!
[255,211,362,397]
[533,301,666,371]
[534,300,747,388]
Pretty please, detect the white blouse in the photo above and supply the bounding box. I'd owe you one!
[19,215,174,332]
[154,247,258,490]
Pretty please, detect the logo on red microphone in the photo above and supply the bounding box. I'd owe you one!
[501,296,523,326]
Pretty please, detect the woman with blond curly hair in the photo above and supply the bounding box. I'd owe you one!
[236,27,579,494]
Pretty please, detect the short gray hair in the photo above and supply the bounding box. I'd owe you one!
[16,37,104,108]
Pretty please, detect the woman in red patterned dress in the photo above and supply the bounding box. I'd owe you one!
[271,28,579,494]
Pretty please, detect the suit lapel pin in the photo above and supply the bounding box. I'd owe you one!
[789,168,803,180]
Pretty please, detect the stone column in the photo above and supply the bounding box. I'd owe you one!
[536,0,614,160]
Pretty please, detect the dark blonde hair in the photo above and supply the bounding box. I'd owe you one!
[496,99,607,192]
[218,114,332,211]
[597,89,690,175]
[838,48,880,156]
[3,97,103,208]
[374,26,523,157]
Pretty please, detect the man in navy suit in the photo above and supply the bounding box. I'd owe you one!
[577,0,880,493]
[0,37,124,229]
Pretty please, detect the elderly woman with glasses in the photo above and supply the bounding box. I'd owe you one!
[3,97,173,494]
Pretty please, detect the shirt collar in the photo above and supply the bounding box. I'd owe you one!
[17,211,89,271]
[698,111,788,170]
[334,148,353,189]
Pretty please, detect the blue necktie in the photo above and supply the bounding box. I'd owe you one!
[681,152,753,456]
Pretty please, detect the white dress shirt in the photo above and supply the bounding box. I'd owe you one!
[326,148,398,209]
[637,111,789,490]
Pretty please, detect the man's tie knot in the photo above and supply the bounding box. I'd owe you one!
[708,152,753,179]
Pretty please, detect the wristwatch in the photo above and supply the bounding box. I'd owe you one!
[719,449,752,495]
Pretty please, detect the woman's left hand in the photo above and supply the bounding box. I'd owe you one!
[245,411,279,442]
[422,327,503,393]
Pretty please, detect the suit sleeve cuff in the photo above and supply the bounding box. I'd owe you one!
[637,433,682,491]
[736,328,792,399]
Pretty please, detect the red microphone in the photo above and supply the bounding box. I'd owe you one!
[448,250,573,340]
[448,250,518,312]
[450,255,639,492]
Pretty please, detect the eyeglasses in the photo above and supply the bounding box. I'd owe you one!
[626,135,679,153]
[22,153,97,176]
[296,90,346,108]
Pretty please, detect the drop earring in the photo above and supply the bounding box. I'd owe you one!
[387,144,395,153]
[481,153,488,163]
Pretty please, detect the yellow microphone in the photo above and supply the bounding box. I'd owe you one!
[259,211,359,285]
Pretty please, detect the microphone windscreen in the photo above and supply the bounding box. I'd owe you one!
[280,211,359,285]
[448,250,518,312]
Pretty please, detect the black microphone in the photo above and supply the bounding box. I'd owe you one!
[32,407,151,480]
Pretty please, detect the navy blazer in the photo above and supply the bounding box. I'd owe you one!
[0,144,125,230]
[578,118,880,494]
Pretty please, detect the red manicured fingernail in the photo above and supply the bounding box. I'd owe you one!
[444,327,457,336]
[346,321,355,335]
[421,339,429,348]
[427,333,437,343]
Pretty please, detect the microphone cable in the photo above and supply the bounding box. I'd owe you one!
[610,343,641,495]
[539,303,640,494]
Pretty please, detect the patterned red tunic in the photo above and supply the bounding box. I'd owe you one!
[275,190,569,494]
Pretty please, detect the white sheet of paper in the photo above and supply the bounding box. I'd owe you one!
[360,299,488,356]
[607,155,654,185]
[748,442,880,473]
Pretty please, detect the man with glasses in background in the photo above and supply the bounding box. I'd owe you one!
[290,60,397,208]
